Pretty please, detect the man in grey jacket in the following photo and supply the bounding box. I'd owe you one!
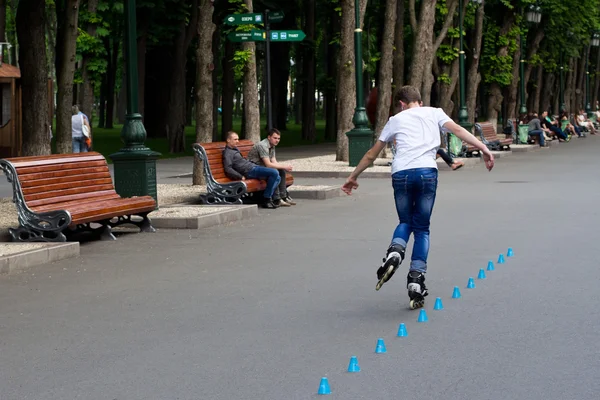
[527,113,550,147]
[223,131,281,209]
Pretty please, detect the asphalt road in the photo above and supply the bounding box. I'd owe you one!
[1,138,599,400]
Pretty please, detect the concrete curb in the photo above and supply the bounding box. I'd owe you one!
[288,186,344,200]
[152,205,258,230]
[511,144,540,152]
[0,243,80,275]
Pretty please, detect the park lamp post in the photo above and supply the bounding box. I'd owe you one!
[109,0,161,207]
[519,4,542,116]
[346,0,374,167]
[457,0,482,132]
[585,32,600,118]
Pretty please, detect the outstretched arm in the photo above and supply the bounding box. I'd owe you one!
[342,140,387,194]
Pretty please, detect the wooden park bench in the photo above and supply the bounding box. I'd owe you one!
[192,140,294,204]
[475,121,513,151]
[0,152,157,242]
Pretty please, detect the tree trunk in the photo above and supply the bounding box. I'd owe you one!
[16,0,51,155]
[407,0,436,90]
[117,69,126,123]
[80,0,99,124]
[392,0,405,99]
[565,58,575,113]
[144,0,198,152]
[0,0,5,38]
[421,0,458,105]
[271,24,291,131]
[532,64,543,113]
[336,0,367,161]
[374,0,397,142]
[242,0,260,142]
[221,40,235,140]
[211,26,220,141]
[54,0,80,154]
[301,0,316,141]
[593,46,600,109]
[98,75,106,128]
[324,5,339,141]
[193,0,215,185]
[576,49,587,111]
[294,41,303,125]
[485,16,514,128]
[104,37,118,129]
[439,39,460,115]
[137,8,151,120]
[466,1,484,125]
[541,70,555,114]
[506,37,521,119]
[523,27,544,90]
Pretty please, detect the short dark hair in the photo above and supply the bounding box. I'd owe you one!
[394,85,422,105]
[268,128,281,137]
[226,131,238,140]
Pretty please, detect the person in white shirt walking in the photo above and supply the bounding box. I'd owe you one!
[342,85,494,309]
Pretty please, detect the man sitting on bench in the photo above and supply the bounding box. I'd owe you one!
[222,131,281,209]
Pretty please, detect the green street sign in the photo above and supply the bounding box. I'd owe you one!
[268,11,284,23]
[227,29,265,43]
[268,30,306,42]
[224,13,263,26]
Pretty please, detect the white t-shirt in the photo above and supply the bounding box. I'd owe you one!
[378,106,452,174]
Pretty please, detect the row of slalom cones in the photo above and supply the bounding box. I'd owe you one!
[317,248,513,395]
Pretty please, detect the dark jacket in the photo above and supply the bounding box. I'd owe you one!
[222,146,256,180]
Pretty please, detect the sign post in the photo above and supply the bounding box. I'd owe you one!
[224,11,305,133]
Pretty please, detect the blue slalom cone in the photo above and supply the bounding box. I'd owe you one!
[507,247,514,257]
[347,356,360,372]
[487,261,495,271]
[397,323,408,337]
[467,277,476,289]
[375,338,387,353]
[433,297,444,310]
[498,254,505,264]
[478,268,487,280]
[452,286,461,298]
[318,377,331,395]
[417,309,428,322]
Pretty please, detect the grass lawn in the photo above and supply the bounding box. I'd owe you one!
[73,118,332,163]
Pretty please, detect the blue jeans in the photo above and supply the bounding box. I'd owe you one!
[247,166,281,199]
[72,137,88,153]
[528,130,545,146]
[391,168,438,273]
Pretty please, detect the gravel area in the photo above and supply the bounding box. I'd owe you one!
[149,206,233,218]
[158,184,205,205]
[287,154,393,172]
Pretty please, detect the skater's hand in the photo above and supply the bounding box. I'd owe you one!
[342,177,359,195]
[482,150,495,171]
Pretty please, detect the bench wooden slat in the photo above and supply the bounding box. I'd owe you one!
[69,198,156,225]
[19,172,112,188]
[16,160,109,176]
[22,178,115,195]
[23,184,116,202]
[30,193,122,213]
[25,189,119,208]
[7,154,106,168]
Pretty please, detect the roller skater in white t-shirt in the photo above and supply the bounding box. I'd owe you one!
[342,86,494,309]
